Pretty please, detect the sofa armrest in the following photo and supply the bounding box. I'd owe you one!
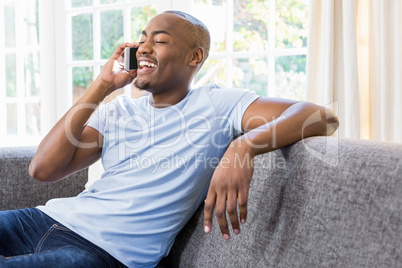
[0,146,87,211]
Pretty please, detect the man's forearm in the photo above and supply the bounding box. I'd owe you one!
[204,101,339,240]
[237,101,339,156]
[29,43,137,182]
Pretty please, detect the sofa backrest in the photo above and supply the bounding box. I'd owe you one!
[161,137,402,267]
[0,146,87,210]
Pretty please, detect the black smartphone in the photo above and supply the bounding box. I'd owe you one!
[124,47,138,70]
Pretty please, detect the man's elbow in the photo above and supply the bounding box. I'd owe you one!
[29,160,58,182]
[301,103,339,138]
[29,161,45,182]
[325,114,339,136]
[315,107,339,136]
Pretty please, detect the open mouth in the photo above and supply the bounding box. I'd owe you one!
[139,61,157,68]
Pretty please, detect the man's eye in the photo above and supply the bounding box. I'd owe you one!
[155,41,166,44]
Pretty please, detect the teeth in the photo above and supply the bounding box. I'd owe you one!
[139,61,157,68]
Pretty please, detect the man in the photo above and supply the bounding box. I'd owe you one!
[0,11,338,268]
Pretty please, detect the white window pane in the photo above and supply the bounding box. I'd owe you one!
[6,54,17,98]
[233,57,268,96]
[275,0,308,49]
[72,13,93,61]
[275,55,306,100]
[1,0,46,144]
[24,52,41,97]
[131,6,158,41]
[191,2,227,53]
[233,0,269,52]
[73,66,93,103]
[71,0,93,8]
[101,9,124,60]
[25,103,41,136]
[7,103,17,135]
[25,0,40,47]
[194,59,226,87]
[4,3,16,48]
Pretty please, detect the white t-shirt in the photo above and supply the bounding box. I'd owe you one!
[38,83,259,267]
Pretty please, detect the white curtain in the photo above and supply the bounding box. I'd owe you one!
[306,0,402,143]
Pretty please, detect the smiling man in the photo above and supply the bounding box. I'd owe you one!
[0,11,338,268]
[134,13,209,104]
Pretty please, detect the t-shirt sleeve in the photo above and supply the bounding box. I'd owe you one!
[87,103,107,136]
[206,84,260,136]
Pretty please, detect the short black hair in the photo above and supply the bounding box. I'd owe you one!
[165,10,211,61]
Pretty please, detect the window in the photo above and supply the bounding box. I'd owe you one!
[0,0,41,146]
[67,0,165,104]
[0,0,308,147]
[64,0,309,105]
[0,0,168,146]
[190,0,308,99]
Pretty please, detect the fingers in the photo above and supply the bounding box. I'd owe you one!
[204,188,247,240]
[203,190,215,235]
[215,193,230,240]
[238,189,248,224]
[112,42,139,60]
[227,190,240,236]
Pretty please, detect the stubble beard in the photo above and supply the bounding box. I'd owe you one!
[134,78,150,90]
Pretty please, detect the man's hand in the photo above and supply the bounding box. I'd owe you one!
[202,98,339,240]
[203,138,254,240]
[96,42,139,95]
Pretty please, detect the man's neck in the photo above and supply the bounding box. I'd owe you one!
[149,87,190,108]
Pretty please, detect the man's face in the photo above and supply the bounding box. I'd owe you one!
[134,13,195,94]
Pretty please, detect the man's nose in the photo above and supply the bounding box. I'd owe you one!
[137,41,152,55]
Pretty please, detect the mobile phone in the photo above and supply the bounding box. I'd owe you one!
[124,47,138,70]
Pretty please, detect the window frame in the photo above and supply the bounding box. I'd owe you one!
[0,0,45,146]
[189,0,308,97]
[54,0,173,119]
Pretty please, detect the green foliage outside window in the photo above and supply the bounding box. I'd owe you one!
[194,0,308,100]
[72,13,93,62]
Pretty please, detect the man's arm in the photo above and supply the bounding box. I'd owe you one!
[29,43,138,182]
[204,97,339,240]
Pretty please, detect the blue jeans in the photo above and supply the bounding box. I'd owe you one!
[0,208,124,268]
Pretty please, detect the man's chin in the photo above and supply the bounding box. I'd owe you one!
[134,79,150,91]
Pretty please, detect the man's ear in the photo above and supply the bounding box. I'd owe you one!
[189,47,204,67]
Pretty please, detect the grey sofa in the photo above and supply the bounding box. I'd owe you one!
[1,137,401,267]
[0,146,87,210]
